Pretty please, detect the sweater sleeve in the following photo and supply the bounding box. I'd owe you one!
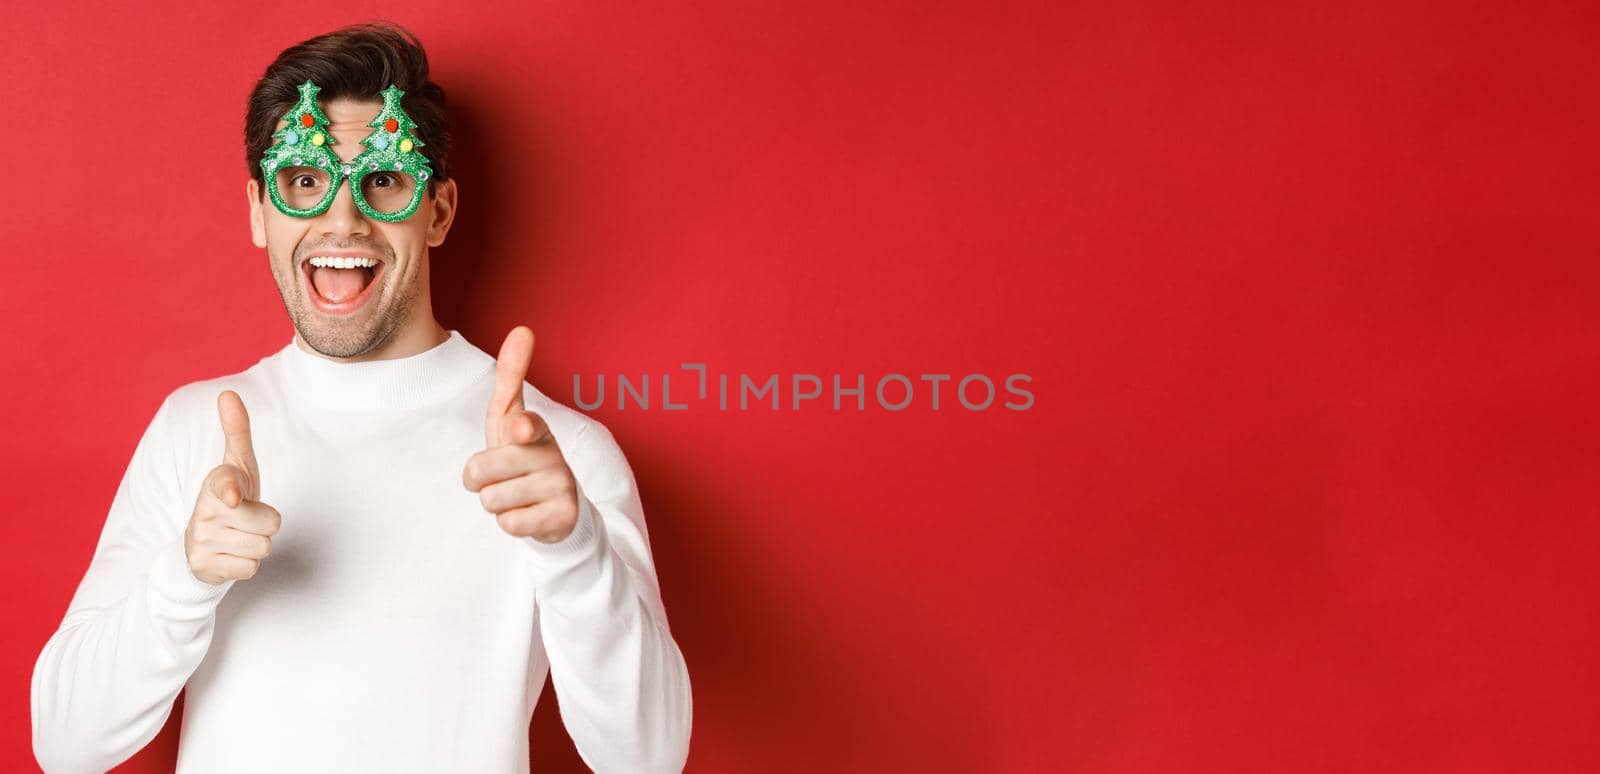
[31,393,236,774]
[521,419,693,772]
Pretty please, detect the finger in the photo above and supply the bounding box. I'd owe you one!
[222,501,283,537]
[463,443,562,492]
[489,326,535,419]
[206,463,248,509]
[498,410,551,448]
[203,526,273,560]
[495,501,572,542]
[476,469,570,514]
[212,554,262,581]
[217,390,260,498]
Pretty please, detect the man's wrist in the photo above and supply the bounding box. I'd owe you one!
[523,494,599,562]
[149,538,233,607]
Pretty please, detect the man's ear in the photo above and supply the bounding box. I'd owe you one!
[246,178,267,249]
[425,178,458,248]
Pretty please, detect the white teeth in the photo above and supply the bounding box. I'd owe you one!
[308,256,378,269]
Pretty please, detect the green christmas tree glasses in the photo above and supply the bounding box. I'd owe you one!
[260,81,436,222]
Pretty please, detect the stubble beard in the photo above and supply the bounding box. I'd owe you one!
[272,251,419,359]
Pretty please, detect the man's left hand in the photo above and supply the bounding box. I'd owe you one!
[462,325,580,543]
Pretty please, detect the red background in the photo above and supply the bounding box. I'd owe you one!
[3,1,1597,771]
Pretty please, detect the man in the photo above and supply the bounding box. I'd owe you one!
[29,23,692,773]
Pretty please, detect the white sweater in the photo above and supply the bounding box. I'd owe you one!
[30,330,692,773]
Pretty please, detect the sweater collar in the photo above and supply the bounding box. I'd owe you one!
[277,329,491,412]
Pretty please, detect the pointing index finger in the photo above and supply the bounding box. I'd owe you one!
[490,326,535,418]
[217,390,259,499]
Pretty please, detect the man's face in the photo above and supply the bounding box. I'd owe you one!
[247,96,456,359]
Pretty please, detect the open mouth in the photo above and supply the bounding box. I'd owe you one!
[301,254,385,315]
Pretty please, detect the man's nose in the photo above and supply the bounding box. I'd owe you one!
[319,176,371,236]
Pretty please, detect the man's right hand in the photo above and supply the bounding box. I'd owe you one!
[184,390,281,586]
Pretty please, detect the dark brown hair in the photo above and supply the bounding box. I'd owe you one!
[244,22,451,196]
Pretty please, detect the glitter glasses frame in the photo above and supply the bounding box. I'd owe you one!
[263,155,431,223]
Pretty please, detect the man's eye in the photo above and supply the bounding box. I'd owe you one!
[293,175,318,189]
[370,174,395,188]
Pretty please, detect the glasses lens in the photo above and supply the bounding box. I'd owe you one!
[274,166,333,212]
[359,169,419,215]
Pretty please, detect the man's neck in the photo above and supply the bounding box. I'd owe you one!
[293,319,450,363]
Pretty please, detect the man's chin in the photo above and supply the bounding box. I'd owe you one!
[293,316,387,359]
